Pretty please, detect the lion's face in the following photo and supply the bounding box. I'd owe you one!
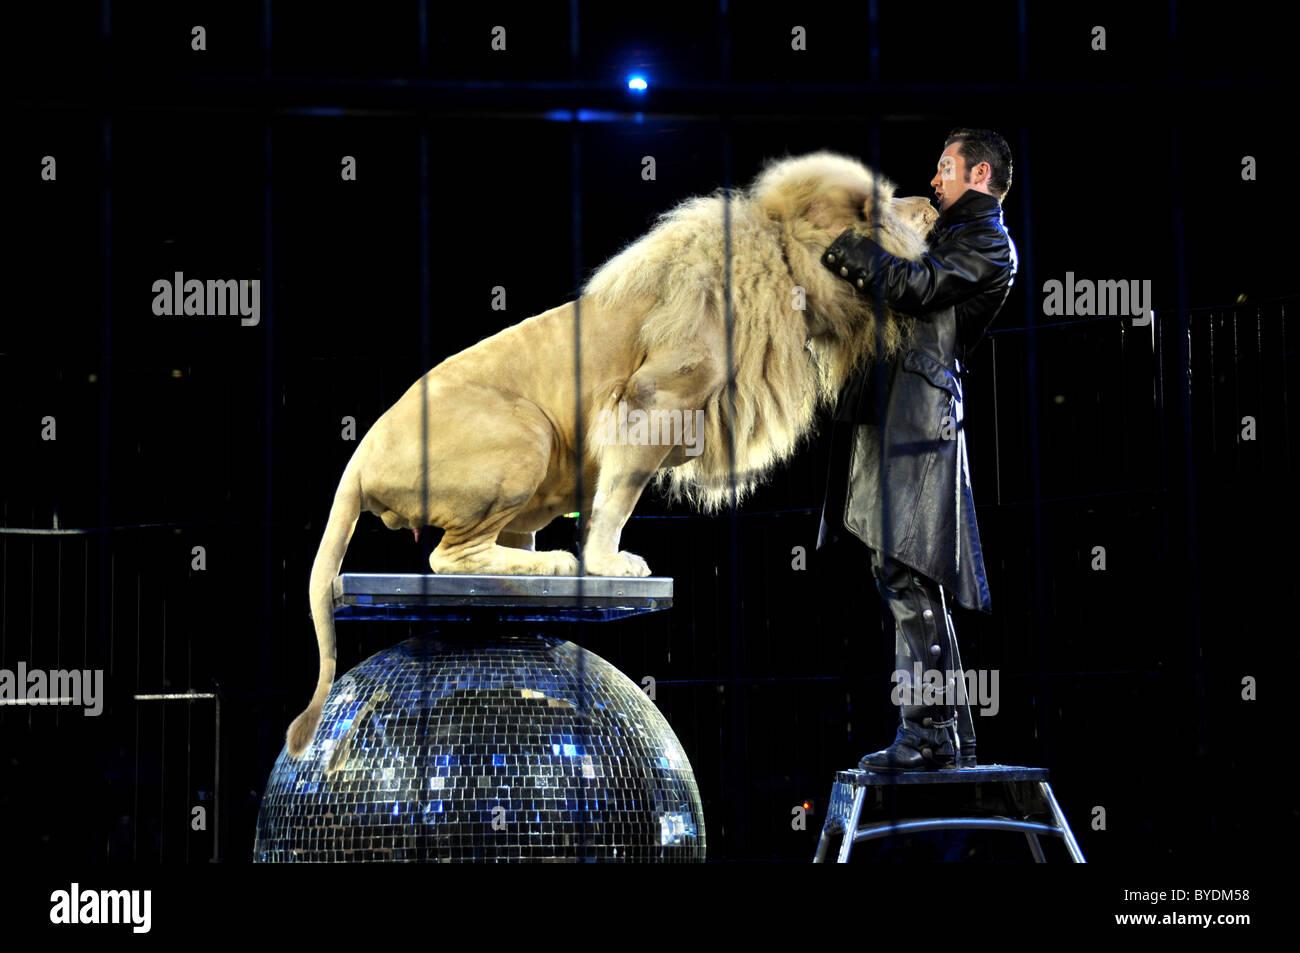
[848,193,938,262]
[889,195,939,237]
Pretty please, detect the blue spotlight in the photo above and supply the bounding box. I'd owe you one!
[626,74,648,92]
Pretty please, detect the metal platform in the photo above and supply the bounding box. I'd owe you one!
[813,764,1085,863]
[331,573,673,622]
[829,765,1050,786]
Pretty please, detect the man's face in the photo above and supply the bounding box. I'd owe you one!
[930,141,989,212]
[930,141,972,211]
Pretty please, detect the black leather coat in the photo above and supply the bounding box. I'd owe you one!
[815,188,1018,613]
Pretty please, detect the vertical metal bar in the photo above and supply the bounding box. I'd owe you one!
[213,689,221,862]
[992,336,1001,505]
[133,703,139,861]
[415,0,431,863]
[1017,0,1029,77]
[939,584,974,759]
[2,503,6,666]
[1233,306,1240,481]
[99,0,115,741]
[1169,0,1179,74]
[1168,22,1212,837]
[260,0,276,784]
[417,0,427,67]
[866,0,895,833]
[720,0,730,83]
[417,111,431,636]
[109,553,115,688]
[868,0,886,571]
[569,0,579,76]
[868,0,880,82]
[866,0,882,526]
[1254,304,1263,487]
[414,0,432,625]
[419,130,430,580]
[83,538,88,685]
[55,532,62,731]
[568,0,589,860]
[566,55,584,562]
[1157,307,1167,494]
[27,531,32,733]
[133,571,140,859]
[720,12,746,859]
[185,640,191,865]
[1119,313,1127,483]
[1208,310,1216,456]
[160,600,166,861]
[1014,107,1047,763]
[1280,302,1290,475]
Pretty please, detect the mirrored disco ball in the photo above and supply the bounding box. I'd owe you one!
[255,631,705,862]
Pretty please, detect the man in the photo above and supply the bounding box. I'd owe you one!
[816,128,1018,770]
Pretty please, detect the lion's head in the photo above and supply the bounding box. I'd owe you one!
[748,151,939,407]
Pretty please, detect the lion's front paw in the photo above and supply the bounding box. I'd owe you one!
[583,550,652,577]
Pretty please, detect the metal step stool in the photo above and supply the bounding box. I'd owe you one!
[813,764,1085,863]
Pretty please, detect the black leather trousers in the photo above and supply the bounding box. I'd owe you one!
[869,550,977,766]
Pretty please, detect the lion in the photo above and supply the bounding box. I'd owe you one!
[285,151,939,756]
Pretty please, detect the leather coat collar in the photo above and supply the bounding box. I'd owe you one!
[934,188,1001,230]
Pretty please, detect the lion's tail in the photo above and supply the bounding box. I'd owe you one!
[286,453,364,758]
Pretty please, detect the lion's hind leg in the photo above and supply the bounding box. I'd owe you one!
[426,404,578,576]
[430,538,578,576]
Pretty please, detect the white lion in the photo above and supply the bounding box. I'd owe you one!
[286,151,937,756]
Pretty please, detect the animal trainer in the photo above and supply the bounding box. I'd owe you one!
[818,127,1018,771]
[284,139,1013,770]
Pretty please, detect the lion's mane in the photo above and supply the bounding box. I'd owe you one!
[582,151,930,512]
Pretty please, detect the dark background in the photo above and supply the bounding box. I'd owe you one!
[2,0,1295,865]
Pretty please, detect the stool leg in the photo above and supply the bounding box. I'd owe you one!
[813,819,835,863]
[1024,831,1047,862]
[1038,781,1086,863]
[836,786,867,863]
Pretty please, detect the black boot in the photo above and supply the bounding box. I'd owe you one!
[859,555,970,771]
[859,714,958,770]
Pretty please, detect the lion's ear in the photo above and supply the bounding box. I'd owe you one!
[859,192,876,222]
[806,195,843,232]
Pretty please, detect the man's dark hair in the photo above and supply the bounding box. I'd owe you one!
[944,127,1013,202]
